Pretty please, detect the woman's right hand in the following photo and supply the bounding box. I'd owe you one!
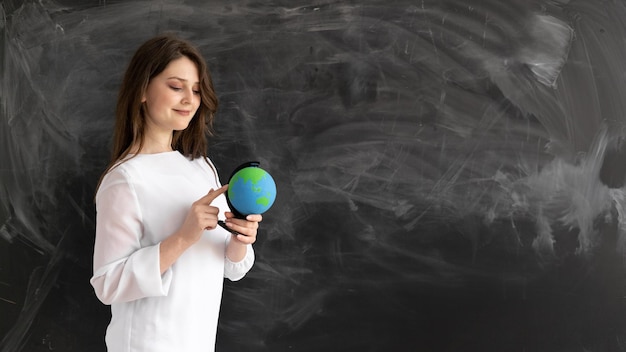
[159,185,229,274]
[178,185,229,244]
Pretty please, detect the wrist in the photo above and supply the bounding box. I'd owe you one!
[171,229,198,249]
[226,235,248,261]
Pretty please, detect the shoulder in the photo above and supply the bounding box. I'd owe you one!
[97,154,150,192]
[102,157,141,180]
[97,161,134,193]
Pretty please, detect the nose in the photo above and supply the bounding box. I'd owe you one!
[181,88,195,105]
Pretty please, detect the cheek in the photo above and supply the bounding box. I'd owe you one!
[151,92,176,109]
[144,89,166,109]
[144,95,171,118]
[144,99,162,114]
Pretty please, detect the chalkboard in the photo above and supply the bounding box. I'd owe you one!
[3,0,626,351]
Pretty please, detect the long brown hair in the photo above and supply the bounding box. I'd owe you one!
[96,34,219,194]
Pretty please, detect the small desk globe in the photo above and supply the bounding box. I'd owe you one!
[226,161,276,217]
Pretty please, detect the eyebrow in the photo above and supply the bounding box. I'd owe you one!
[167,76,200,84]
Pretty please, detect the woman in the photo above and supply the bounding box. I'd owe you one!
[90,34,261,351]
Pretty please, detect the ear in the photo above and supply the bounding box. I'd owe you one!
[140,83,148,103]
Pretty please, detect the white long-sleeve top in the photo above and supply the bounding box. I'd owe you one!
[90,151,254,352]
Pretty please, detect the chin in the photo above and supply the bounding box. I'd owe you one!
[174,122,192,131]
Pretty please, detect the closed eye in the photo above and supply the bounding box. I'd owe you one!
[169,85,199,95]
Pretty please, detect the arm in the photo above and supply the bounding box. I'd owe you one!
[90,169,228,304]
[158,186,228,274]
[222,212,262,281]
[197,156,260,279]
[223,213,262,262]
[90,169,168,305]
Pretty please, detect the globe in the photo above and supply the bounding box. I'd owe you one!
[227,164,277,216]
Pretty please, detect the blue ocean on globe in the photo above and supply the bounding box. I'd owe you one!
[227,166,277,215]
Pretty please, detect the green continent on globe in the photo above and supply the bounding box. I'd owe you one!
[233,167,266,186]
[256,197,270,206]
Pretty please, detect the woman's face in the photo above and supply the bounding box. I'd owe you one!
[142,56,201,135]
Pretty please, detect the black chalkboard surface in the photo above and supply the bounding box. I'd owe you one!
[3,0,626,351]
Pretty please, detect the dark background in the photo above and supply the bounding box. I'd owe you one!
[3,0,626,351]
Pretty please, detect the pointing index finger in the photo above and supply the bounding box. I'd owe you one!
[201,184,228,204]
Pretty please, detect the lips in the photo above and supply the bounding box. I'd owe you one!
[174,109,191,116]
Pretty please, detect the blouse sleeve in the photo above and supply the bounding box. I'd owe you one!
[224,241,255,281]
[90,167,172,305]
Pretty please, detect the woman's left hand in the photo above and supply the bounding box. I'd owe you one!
[224,212,262,244]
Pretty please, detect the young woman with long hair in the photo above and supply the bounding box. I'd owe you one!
[90,34,261,352]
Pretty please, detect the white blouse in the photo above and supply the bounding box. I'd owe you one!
[90,151,254,352]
